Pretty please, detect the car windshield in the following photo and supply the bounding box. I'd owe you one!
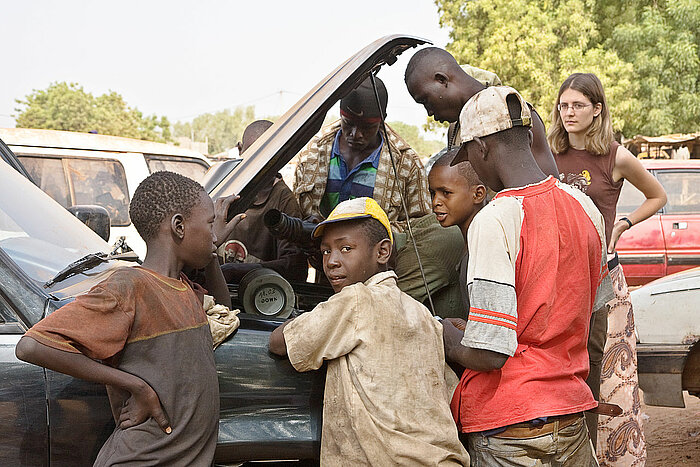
[0,161,109,283]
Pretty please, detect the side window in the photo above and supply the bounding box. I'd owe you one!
[17,156,71,208]
[64,159,131,226]
[145,156,208,182]
[616,179,648,216]
[656,170,700,215]
[0,295,26,334]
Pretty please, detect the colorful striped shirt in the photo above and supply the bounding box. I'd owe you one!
[319,130,382,217]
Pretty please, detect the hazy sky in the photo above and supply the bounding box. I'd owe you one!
[0,1,450,132]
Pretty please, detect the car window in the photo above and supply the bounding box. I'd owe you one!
[17,156,71,208]
[0,294,25,329]
[616,179,648,215]
[145,156,208,182]
[656,170,700,215]
[65,158,131,226]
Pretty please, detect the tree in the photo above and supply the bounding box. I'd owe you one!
[173,107,256,155]
[15,82,172,142]
[604,1,700,135]
[388,121,445,157]
[435,0,699,137]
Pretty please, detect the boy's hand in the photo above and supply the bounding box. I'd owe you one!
[444,317,467,331]
[442,318,466,363]
[213,195,246,247]
[119,380,172,434]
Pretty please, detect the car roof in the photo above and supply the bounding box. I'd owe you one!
[0,128,208,161]
[639,158,700,170]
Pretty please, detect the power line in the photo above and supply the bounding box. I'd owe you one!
[173,90,302,120]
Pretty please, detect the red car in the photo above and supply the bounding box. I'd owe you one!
[616,159,700,286]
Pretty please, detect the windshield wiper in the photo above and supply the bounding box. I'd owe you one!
[44,251,140,288]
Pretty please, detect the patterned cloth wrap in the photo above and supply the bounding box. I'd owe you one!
[597,264,647,466]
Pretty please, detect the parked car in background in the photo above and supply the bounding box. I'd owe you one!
[632,266,700,407]
[0,128,211,258]
[0,35,428,465]
[615,159,700,286]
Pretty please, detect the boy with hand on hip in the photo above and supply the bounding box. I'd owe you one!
[269,197,469,466]
[16,171,244,466]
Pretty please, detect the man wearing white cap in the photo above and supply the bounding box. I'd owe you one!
[442,86,613,466]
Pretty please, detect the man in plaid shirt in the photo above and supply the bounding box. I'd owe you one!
[293,76,430,232]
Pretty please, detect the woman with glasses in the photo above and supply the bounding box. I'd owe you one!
[548,72,666,466]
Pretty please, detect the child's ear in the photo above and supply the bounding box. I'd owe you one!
[171,213,185,239]
[473,185,487,204]
[376,238,392,265]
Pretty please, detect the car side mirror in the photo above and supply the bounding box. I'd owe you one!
[67,205,111,242]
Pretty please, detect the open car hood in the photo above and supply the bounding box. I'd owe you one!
[204,34,429,215]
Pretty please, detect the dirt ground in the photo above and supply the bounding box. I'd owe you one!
[643,391,700,466]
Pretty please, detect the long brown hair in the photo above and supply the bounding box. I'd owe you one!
[547,73,614,156]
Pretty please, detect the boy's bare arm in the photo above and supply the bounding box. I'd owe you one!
[442,318,508,372]
[269,319,294,356]
[15,336,171,433]
[203,254,232,309]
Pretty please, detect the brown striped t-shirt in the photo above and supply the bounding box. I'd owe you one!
[25,266,218,466]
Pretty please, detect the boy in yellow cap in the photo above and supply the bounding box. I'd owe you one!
[269,197,469,466]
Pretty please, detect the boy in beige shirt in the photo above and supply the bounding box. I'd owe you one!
[269,197,468,466]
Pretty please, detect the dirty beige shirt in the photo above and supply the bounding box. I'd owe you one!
[283,271,469,466]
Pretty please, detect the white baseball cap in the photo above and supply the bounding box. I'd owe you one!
[458,86,532,144]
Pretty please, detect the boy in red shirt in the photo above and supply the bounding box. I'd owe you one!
[15,171,243,466]
[443,86,613,465]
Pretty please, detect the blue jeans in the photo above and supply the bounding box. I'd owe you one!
[466,416,599,466]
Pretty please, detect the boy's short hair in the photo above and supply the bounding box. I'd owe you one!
[431,148,483,187]
[130,171,205,242]
[356,217,390,246]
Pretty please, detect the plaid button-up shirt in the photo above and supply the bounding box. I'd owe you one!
[293,121,430,232]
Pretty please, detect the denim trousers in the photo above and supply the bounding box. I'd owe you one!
[466,416,599,467]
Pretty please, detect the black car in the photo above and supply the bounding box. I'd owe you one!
[0,35,428,465]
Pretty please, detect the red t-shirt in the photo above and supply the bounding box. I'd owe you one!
[451,177,614,432]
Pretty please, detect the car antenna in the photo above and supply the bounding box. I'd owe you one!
[369,72,436,315]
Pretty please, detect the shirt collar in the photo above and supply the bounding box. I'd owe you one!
[364,270,397,287]
[331,130,383,169]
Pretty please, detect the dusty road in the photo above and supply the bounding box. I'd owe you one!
[644,391,700,466]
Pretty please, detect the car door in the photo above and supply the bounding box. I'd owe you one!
[616,177,666,285]
[214,314,325,463]
[656,168,700,276]
[0,258,49,466]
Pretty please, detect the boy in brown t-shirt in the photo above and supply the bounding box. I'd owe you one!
[15,171,244,466]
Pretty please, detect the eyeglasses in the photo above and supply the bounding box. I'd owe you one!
[557,103,592,112]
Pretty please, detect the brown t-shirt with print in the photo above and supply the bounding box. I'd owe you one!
[555,141,622,244]
[25,266,218,467]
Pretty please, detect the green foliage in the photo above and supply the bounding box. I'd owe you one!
[388,121,445,157]
[173,107,256,155]
[435,0,700,137]
[15,82,172,142]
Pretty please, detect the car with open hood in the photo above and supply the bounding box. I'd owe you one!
[0,35,428,465]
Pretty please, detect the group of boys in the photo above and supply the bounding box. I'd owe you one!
[16,46,613,467]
